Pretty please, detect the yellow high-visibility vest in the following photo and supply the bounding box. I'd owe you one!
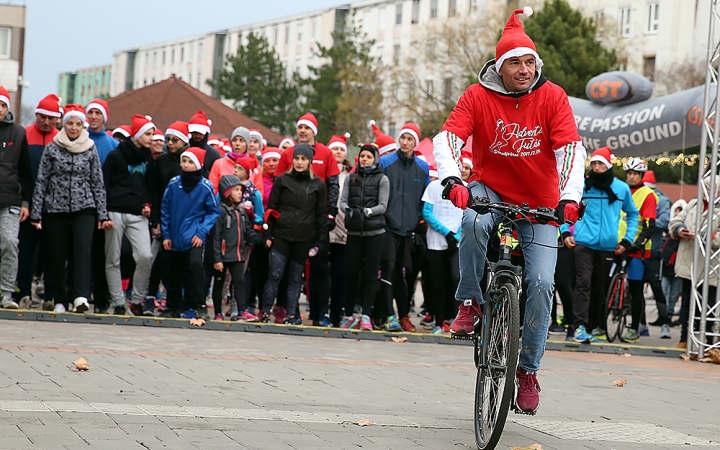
[618,185,658,251]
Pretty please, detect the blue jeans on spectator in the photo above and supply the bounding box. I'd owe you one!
[662,275,682,315]
[457,181,557,374]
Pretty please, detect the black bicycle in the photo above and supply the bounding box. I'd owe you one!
[455,196,557,450]
[605,256,630,343]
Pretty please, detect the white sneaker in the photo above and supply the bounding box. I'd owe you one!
[73,297,90,313]
[53,303,66,313]
[660,323,671,339]
[1,296,19,309]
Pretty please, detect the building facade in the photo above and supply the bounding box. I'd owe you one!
[0,4,26,117]
[57,64,112,106]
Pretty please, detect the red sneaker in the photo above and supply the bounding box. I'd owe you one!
[515,367,541,415]
[399,315,416,332]
[449,300,482,335]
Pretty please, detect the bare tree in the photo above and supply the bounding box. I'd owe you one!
[653,58,706,97]
[20,104,36,127]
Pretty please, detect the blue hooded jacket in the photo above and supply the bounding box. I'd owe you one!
[161,175,220,251]
[88,128,119,165]
[561,178,639,252]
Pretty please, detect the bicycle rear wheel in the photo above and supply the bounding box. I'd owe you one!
[474,283,520,450]
[605,274,621,343]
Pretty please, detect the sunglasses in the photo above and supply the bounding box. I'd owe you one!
[166,136,181,143]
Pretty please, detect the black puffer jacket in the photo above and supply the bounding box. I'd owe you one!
[343,166,388,235]
[211,201,263,263]
[103,140,154,216]
[0,111,32,209]
[188,134,220,178]
[266,169,327,243]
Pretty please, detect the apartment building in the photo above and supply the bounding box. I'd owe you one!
[57,64,112,106]
[0,3,26,117]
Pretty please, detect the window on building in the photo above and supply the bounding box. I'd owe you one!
[430,0,438,18]
[443,78,452,101]
[153,52,157,68]
[273,27,279,45]
[0,27,10,59]
[295,58,302,74]
[448,0,457,17]
[393,44,401,64]
[285,25,290,44]
[396,4,403,25]
[376,45,384,64]
[198,72,202,88]
[298,23,303,41]
[647,3,659,33]
[620,7,631,37]
[617,58,627,71]
[379,6,386,29]
[162,51,166,65]
[643,56,655,81]
[468,0,478,11]
[188,73,192,85]
[198,42,203,61]
[145,53,149,68]
[312,18,317,40]
[171,48,175,63]
[388,122,396,138]
[411,0,420,23]
[189,43,194,60]
[426,79,434,98]
[180,47,185,62]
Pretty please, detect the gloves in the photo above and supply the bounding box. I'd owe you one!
[619,239,632,250]
[557,200,580,224]
[628,242,643,254]
[327,215,336,232]
[441,177,469,210]
[445,232,458,250]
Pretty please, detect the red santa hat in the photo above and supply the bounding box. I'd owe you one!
[181,147,206,170]
[62,104,86,126]
[86,98,110,122]
[643,170,657,188]
[296,112,318,135]
[495,7,544,71]
[166,121,189,143]
[461,150,473,169]
[153,129,165,142]
[398,122,420,147]
[112,125,131,138]
[188,110,212,135]
[233,156,255,175]
[207,135,220,146]
[589,146,613,170]
[249,129,264,146]
[428,164,439,178]
[221,138,231,154]
[131,114,156,141]
[279,137,296,149]
[35,94,63,118]
[328,132,351,151]
[369,120,397,155]
[263,146,282,162]
[0,86,10,109]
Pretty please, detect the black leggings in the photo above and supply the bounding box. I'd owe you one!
[44,210,96,307]
[425,248,460,325]
[628,280,645,331]
[212,262,247,313]
[262,238,312,316]
[345,234,385,315]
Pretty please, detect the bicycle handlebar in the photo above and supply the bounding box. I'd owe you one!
[468,197,558,224]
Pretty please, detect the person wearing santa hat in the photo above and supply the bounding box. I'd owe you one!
[379,119,429,333]
[16,94,62,308]
[160,147,220,318]
[209,126,259,194]
[248,129,264,154]
[151,130,165,158]
[231,155,264,226]
[0,86,32,310]
[278,137,295,151]
[112,125,131,143]
[559,147,638,345]
[275,112,341,326]
[31,104,112,314]
[86,98,119,164]
[460,150,473,182]
[102,114,158,316]
[368,120,397,156]
[187,109,221,176]
[432,7,587,414]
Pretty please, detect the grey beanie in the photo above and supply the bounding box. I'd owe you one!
[219,175,243,199]
[231,126,251,146]
[293,143,315,161]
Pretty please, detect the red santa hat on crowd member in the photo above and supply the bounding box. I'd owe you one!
[369,120,397,155]
[495,7,543,72]
[130,114,156,141]
[328,132,351,151]
[188,110,212,135]
[249,129,264,146]
[233,155,255,175]
[0,86,10,110]
[181,147,206,170]
[35,94,63,118]
[398,122,420,147]
[263,146,282,162]
[62,104,86,126]
[153,129,165,142]
[296,112,318,135]
[461,150,473,169]
[166,121,189,143]
[643,170,657,188]
[279,137,296,149]
[221,138,231,155]
[112,125,131,138]
[428,164,439,179]
[207,135,220,146]
[589,146,613,170]
[86,98,110,122]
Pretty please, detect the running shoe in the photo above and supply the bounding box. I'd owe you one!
[449,299,482,336]
[319,315,333,327]
[385,315,402,332]
[660,324,671,339]
[639,323,650,337]
[72,297,90,313]
[142,298,156,316]
[273,306,287,324]
[113,305,127,315]
[548,323,566,334]
[53,303,66,313]
[591,327,607,341]
[515,367,541,415]
[260,312,271,323]
[622,328,640,342]
[420,314,434,328]
[340,316,357,329]
[359,315,372,331]
[214,313,224,321]
[197,306,210,320]
[573,325,601,343]
[431,325,447,335]
[399,315,416,332]
[128,302,143,316]
[182,308,197,319]
[237,310,259,322]
[1,295,18,309]
[284,315,302,325]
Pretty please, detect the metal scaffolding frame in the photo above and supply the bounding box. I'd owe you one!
[689,0,720,357]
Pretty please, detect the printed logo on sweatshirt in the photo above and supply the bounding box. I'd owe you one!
[488,119,543,157]
[127,162,148,175]
[312,159,324,165]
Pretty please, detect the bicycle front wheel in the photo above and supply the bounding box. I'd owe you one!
[604,274,621,343]
[474,282,520,450]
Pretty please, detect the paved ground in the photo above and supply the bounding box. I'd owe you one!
[0,320,718,450]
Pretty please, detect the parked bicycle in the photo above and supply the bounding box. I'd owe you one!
[605,256,631,343]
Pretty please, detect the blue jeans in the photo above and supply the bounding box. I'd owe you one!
[457,181,558,373]
[661,275,682,315]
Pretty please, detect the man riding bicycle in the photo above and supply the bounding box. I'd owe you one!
[432,7,586,414]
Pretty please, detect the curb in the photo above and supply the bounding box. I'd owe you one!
[0,310,683,358]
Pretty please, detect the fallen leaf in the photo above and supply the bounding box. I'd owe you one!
[189,318,206,327]
[391,337,408,343]
[613,379,626,387]
[698,357,714,363]
[707,348,720,364]
[356,420,374,427]
[619,353,632,358]
[73,357,89,371]
[512,445,542,450]
[679,354,691,361]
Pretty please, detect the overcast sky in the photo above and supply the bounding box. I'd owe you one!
[15,0,344,107]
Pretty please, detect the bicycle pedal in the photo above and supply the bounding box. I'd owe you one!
[450,333,475,341]
[513,407,537,416]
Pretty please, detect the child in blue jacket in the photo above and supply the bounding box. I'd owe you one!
[160,147,220,318]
